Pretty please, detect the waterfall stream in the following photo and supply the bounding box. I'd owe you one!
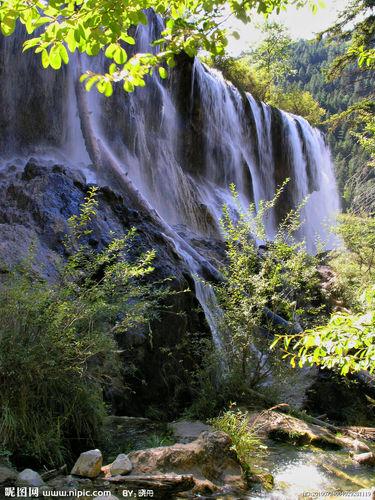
[0,18,340,346]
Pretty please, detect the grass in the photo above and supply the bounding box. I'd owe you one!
[210,406,265,476]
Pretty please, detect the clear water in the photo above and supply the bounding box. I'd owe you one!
[250,442,375,499]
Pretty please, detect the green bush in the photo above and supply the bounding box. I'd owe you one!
[210,407,264,474]
[206,55,264,98]
[0,187,163,467]
[269,87,326,125]
[186,184,323,418]
[215,184,322,385]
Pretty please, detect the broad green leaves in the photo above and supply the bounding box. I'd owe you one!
[0,0,318,94]
[272,287,375,375]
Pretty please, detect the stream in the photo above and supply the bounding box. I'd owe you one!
[250,441,375,499]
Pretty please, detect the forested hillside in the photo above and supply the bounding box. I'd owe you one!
[288,39,375,211]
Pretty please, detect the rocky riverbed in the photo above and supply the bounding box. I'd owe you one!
[1,413,375,500]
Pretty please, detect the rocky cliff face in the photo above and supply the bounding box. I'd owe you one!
[0,160,214,416]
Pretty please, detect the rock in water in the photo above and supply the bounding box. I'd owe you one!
[71,449,103,478]
[352,452,375,465]
[109,454,132,476]
[169,420,213,443]
[17,469,45,487]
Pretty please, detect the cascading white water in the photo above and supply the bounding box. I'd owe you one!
[0,17,341,344]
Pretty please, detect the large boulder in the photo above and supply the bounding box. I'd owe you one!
[352,452,375,465]
[71,449,103,478]
[127,431,246,493]
[0,162,210,417]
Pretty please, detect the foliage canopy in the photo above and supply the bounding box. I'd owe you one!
[0,0,316,95]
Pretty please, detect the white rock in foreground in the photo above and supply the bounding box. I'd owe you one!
[17,469,45,487]
[71,449,103,478]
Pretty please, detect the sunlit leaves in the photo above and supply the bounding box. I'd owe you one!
[274,286,375,376]
[0,0,314,94]
[158,66,167,79]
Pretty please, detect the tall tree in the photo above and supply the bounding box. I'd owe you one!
[246,21,293,99]
[321,0,375,183]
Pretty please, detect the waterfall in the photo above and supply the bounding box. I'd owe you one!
[0,18,340,344]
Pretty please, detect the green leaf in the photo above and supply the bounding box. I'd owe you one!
[79,73,90,83]
[109,63,117,75]
[105,43,118,58]
[41,49,50,69]
[1,13,16,36]
[23,38,40,52]
[104,81,113,97]
[123,80,134,92]
[59,45,69,64]
[66,30,77,52]
[113,46,127,65]
[166,56,176,68]
[158,67,167,79]
[49,46,62,70]
[122,35,136,46]
[85,75,100,91]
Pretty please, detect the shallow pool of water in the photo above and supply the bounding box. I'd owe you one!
[250,441,375,499]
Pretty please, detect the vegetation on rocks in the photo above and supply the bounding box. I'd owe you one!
[0,188,166,467]
[211,407,263,476]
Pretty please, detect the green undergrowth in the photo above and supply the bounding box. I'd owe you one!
[0,187,167,468]
[210,407,266,477]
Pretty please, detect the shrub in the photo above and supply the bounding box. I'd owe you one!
[207,55,264,98]
[214,184,322,386]
[210,407,264,474]
[269,87,326,125]
[0,187,164,467]
[329,212,375,307]
[186,184,323,417]
[273,286,375,375]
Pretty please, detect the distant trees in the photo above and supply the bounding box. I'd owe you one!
[286,37,375,212]
[246,21,293,100]
[208,21,326,126]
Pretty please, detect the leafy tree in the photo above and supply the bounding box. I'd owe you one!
[320,0,375,79]
[245,21,294,100]
[320,0,375,192]
[0,187,165,466]
[214,184,321,387]
[327,213,375,309]
[0,0,315,96]
[269,86,325,125]
[272,286,375,375]
[273,213,375,376]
